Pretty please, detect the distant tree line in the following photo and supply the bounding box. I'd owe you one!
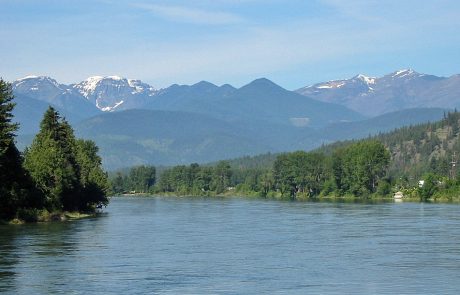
[111,165,156,194]
[110,161,233,196]
[103,102,460,201]
[109,140,391,199]
[0,79,108,222]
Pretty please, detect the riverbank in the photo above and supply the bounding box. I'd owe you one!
[118,191,460,203]
[1,210,97,225]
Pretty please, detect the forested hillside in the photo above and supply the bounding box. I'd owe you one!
[319,111,460,182]
[124,111,460,201]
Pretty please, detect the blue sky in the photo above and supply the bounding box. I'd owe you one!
[1,0,460,89]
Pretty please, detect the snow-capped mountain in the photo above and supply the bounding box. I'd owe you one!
[11,76,102,134]
[296,69,458,116]
[13,76,68,103]
[12,75,101,116]
[12,75,158,113]
[12,69,460,120]
[73,76,157,111]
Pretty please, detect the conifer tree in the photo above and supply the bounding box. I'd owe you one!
[24,106,108,212]
[75,139,109,209]
[0,79,43,219]
[24,107,80,211]
[0,79,18,157]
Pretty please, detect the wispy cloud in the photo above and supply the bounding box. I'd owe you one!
[134,3,244,25]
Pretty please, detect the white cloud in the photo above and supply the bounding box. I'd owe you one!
[134,3,244,25]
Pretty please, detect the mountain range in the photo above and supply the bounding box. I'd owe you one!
[10,70,457,169]
[296,69,460,116]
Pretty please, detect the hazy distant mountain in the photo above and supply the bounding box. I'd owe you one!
[13,75,363,128]
[70,107,445,170]
[12,95,91,135]
[73,109,277,170]
[296,69,460,116]
[145,78,364,128]
[318,107,447,142]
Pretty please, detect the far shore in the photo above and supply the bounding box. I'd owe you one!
[116,192,460,203]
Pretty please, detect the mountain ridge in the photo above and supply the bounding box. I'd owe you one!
[296,69,460,116]
[9,70,457,169]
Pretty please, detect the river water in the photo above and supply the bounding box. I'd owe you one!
[1,197,460,294]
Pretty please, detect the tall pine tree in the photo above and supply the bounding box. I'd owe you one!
[0,79,43,220]
[24,106,108,212]
[24,107,79,210]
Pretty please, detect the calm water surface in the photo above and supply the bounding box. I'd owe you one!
[1,197,460,294]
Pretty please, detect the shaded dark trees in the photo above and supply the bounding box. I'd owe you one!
[0,79,43,220]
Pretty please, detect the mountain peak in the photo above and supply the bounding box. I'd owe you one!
[82,75,126,84]
[73,76,156,111]
[16,75,58,83]
[106,75,123,80]
[242,78,284,90]
[192,81,218,90]
[17,75,40,81]
[391,68,420,78]
[354,74,376,84]
[14,75,62,90]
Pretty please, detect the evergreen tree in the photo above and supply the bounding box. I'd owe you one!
[24,107,79,210]
[0,79,43,220]
[75,139,109,209]
[0,79,18,156]
[24,106,108,212]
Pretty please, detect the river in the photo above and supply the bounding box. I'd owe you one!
[1,197,460,294]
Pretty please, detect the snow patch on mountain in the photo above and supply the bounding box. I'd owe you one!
[392,69,414,77]
[75,76,104,97]
[100,100,124,112]
[13,75,62,89]
[355,74,376,84]
[390,69,426,79]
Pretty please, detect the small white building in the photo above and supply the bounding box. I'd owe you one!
[394,191,404,199]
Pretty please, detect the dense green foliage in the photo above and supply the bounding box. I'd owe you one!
[332,141,390,196]
[274,152,329,197]
[0,80,109,222]
[111,141,391,199]
[155,161,232,195]
[24,107,109,212]
[271,141,390,198]
[111,165,156,194]
[0,80,43,220]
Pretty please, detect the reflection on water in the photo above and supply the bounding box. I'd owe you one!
[0,226,19,293]
[1,197,460,294]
